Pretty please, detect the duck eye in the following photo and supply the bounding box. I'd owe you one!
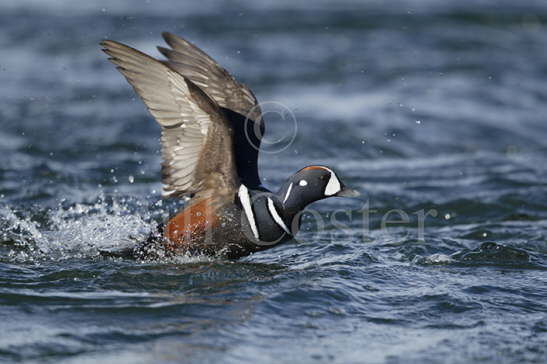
[298,179,308,187]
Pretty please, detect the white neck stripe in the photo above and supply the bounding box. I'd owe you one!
[238,185,259,239]
[282,182,293,204]
[267,198,291,235]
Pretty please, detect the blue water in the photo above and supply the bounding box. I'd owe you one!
[1,1,547,363]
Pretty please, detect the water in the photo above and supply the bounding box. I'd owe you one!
[1,0,547,362]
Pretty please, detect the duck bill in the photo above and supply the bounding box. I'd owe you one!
[335,187,361,198]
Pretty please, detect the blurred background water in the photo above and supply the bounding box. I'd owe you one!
[1,0,547,363]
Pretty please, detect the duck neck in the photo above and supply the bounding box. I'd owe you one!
[277,181,315,223]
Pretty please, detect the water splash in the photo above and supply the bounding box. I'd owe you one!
[0,196,158,263]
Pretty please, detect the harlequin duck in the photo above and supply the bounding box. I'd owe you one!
[101,33,359,260]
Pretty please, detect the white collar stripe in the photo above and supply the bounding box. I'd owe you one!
[238,185,259,239]
[282,182,293,204]
[324,169,341,196]
[267,198,291,235]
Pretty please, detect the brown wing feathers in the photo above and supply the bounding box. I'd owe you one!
[158,32,262,123]
[157,33,264,188]
[101,39,239,199]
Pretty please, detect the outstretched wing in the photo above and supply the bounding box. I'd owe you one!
[158,33,264,188]
[158,32,262,123]
[101,40,239,199]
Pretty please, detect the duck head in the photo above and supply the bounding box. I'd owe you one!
[278,165,360,215]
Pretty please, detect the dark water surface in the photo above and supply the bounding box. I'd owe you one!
[1,1,547,363]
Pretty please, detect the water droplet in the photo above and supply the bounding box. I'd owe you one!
[482,232,488,237]
[444,213,451,220]
[416,120,421,124]
[128,175,134,184]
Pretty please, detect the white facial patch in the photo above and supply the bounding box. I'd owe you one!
[323,168,341,196]
[298,179,308,186]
